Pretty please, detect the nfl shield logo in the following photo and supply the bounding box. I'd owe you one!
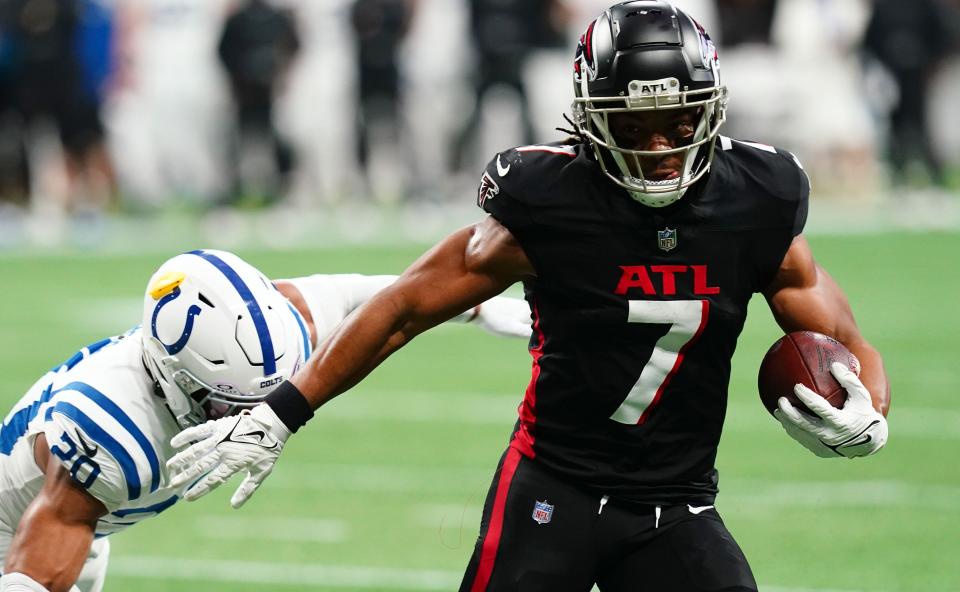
[532,500,554,525]
[657,228,678,252]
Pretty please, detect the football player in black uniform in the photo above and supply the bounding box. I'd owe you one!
[168,3,891,591]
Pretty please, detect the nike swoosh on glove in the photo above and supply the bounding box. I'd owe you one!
[167,404,291,508]
[774,362,888,458]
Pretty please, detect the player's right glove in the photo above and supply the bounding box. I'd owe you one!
[774,362,888,458]
[167,403,291,508]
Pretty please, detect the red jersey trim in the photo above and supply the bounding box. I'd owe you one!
[470,447,523,592]
[512,301,544,458]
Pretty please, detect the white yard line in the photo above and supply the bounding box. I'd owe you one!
[195,516,348,544]
[266,462,492,494]
[324,391,960,440]
[108,555,879,592]
[268,462,960,511]
[724,479,960,511]
[108,556,460,590]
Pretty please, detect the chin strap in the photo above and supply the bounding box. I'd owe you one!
[627,186,687,208]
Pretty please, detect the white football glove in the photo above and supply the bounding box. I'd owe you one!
[774,362,888,458]
[167,403,291,508]
[471,296,532,338]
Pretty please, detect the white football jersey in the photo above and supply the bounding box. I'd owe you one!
[0,274,382,544]
[0,272,525,555]
[0,274,394,545]
[0,328,188,539]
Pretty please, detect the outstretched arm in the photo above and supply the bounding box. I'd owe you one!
[764,235,890,458]
[2,436,106,592]
[168,217,535,506]
[274,268,531,348]
[292,217,533,406]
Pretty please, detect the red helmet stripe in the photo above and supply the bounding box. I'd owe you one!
[584,20,596,63]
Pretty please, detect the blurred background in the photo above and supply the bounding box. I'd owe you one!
[1,2,959,591]
[0,0,958,251]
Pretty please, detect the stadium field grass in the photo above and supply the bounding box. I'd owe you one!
[1,231,957,592]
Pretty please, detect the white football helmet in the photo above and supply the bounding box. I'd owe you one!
[142,249,312,428]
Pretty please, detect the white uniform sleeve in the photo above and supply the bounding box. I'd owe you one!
[0,572,78,592]
[285,274,532,341]
[42,389,158,512]
[284,274,398,340]
[457,295,532,338]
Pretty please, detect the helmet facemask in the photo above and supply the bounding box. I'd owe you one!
[573,78,727,208]
[144,340,265,427]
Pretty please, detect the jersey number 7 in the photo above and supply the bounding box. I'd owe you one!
[610,300,709,424]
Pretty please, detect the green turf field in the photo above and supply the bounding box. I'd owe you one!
[1,231,957,592]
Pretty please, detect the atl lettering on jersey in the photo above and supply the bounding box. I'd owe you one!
[614,265,720,296]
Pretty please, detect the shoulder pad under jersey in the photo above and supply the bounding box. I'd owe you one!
[42,382,162,510]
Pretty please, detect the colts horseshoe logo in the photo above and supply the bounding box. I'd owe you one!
[151,287,201,355]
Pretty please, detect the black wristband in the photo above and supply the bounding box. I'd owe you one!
[265,381,314,433]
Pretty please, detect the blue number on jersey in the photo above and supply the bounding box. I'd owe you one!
[50,432,102,489]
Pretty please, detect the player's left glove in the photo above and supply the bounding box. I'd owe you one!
[167,403,290,508]
[470,296,532,338]
[774,362,888,458]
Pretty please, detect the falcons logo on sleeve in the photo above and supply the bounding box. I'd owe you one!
[477,172,500,208]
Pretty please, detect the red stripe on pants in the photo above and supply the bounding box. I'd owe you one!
[470,447,523,592]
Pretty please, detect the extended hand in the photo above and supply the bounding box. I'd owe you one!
[775,362,888,458]
[473,296,532,338]
[167,404,291,508]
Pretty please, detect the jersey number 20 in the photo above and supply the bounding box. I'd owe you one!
[610,300,709,424]
[50,432,102,489]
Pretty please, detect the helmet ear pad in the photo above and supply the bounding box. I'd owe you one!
[142,250,311,428]
[572,2,727,207]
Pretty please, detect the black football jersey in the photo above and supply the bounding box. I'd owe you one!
[477,138,808,505]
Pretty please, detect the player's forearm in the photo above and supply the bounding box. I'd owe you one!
[3,503,94,592]
[287,228,512,409]
[290,290,420,408]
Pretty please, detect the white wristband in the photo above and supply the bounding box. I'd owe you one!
[0,572,51,592]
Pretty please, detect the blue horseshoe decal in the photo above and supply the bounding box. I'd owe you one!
[151,287,202,355]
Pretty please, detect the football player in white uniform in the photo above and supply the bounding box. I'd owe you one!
[0,249,531,592]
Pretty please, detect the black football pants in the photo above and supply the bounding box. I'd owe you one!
[459,447,758,592]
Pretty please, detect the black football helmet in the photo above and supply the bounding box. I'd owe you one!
[572,1,727,207]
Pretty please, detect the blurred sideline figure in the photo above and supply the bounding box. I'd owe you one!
[107,0,233,208]
[715,0,775,46]
[167,3,890,591]
[863,0,952,188]
[218,0,301,205]
[449,0,570,174]
[715,0,878,199]
[350,0,419,202]
[0,249,531,592]
[0,0,114,221]
[0,3,31,208]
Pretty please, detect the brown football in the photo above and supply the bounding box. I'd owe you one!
[758,331,861,416]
